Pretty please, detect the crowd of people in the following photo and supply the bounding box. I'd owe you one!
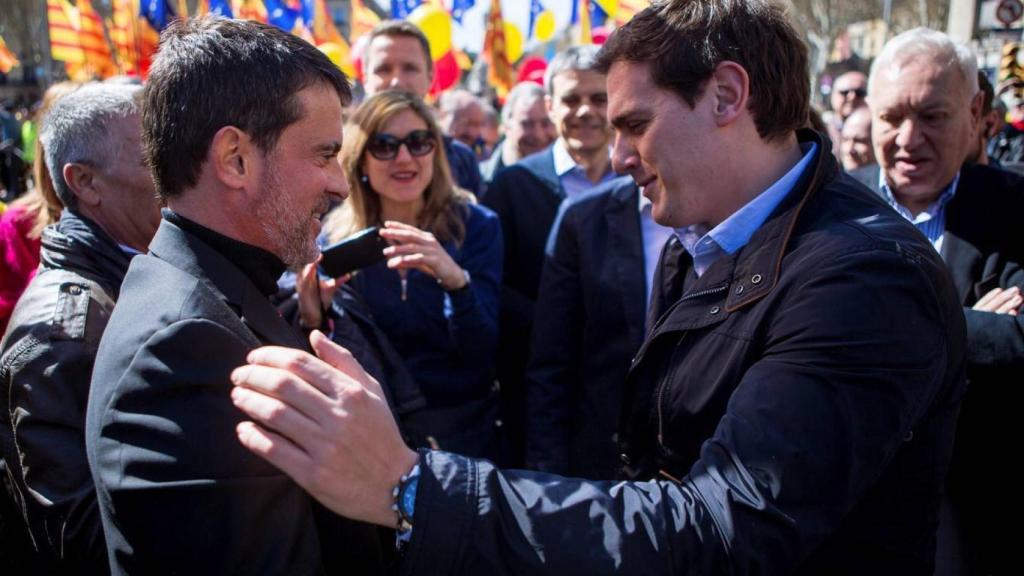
[0,0,1021,574]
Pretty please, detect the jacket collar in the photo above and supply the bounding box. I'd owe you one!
[722,129,836,313]
[147,219,306,351]
[518,145,565,198]
[39,209,134,293]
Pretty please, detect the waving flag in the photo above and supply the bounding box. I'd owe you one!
[451,0,475,24]
[236,0,270,22]
[78,0,117,77]
[47,0,85,64]
[391,0,421,20]
[483,0,512,99]
[0,35,19,75]
[577,0,593,45]
[350,0,380,40]
[528,0,543,40]
[197,0,234,17]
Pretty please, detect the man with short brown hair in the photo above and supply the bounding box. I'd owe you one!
[229,2,966,573]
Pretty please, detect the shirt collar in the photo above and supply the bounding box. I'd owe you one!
[551,137,578,177]
[674,141,819,258]
[879,170,960,222]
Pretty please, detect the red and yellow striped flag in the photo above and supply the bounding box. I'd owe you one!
[483,0,513,99]
[0,35,20,75]
[78,0,117,77]
[111,0,159,77]
[47,0,85,64]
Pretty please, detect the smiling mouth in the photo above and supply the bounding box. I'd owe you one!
[390,171,418,182]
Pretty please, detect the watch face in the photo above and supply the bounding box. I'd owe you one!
[400,475,419,518]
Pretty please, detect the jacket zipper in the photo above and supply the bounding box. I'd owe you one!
[656,283,728,449]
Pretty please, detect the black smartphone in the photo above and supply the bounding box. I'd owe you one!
[318,227,388,278]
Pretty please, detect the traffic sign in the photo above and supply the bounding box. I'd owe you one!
[997,0,1024,27]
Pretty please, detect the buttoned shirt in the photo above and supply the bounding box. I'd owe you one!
[552,137,617,199]
[879,171,959,254]
[639,193,675,312]
[676,142,819,277]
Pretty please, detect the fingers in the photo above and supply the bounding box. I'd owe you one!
[973,286,1021,314]
[230,383,322,440]
[235,421,313,482]
[310,331,387,399]
[242,345,342,397]
[379,223,437,246]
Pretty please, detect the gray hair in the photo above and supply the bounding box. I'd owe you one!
[39,83,142,210]
[869,27,979,102]
[501,82,546,125]
[544,45,602,95]
[438,89,484,121]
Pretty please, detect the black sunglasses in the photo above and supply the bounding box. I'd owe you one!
[838,88,867,99]
[367,130,436,160]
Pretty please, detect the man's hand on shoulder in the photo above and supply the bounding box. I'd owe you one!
[230,330,419,527]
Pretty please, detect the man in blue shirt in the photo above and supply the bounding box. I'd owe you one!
[229,1,966,573]
[868,28,1024,576]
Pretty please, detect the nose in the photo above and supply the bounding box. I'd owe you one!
[610,132,639,175]
[327,157,350,201]
[894,117,923,151]
[393,142,415,162]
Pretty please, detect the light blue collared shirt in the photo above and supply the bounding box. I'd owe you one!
[878,171,959,254]
[675,141,819,277]
[552,137,617,199]
[639,193,675,315]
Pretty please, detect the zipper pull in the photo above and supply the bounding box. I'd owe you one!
[401,276,408,302]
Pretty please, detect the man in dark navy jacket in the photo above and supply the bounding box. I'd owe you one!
[228,2,967,574]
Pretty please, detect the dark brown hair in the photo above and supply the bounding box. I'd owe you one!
[595,0,810,142]
[366,20,434,78]
[143,16,351,199]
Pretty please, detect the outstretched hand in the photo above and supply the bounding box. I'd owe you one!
[230,330,419,527]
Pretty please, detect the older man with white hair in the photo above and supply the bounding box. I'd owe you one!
[0,82,159,572]
[868,27,1024,575]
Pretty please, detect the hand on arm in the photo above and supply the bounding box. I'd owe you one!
[971,286,1022,315]
[230,330,419,527]
[379,221,467,291]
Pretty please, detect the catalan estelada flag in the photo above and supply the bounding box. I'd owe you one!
[77,0,117,78]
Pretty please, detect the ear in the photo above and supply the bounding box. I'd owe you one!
[209,126,258,191]
[62,163,101,207]
[545,94,554,118]
[709,61,750,128]
[968,89,984,133]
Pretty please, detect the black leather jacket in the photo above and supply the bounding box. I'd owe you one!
[1,210,131,573]
[398,131,967,575]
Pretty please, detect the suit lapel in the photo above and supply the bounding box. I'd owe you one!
[606,183,647,348]
[148,220,306,351]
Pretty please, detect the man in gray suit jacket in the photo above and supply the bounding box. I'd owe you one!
[85,17,385,575]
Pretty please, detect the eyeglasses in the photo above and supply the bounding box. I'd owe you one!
[366,130,436,160]
[838,88,867,99]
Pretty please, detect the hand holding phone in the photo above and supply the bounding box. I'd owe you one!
[318,227,388,278]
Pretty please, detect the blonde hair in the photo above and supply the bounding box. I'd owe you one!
[324,90,473,245]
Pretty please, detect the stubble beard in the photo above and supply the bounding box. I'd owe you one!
[254,163,322,269]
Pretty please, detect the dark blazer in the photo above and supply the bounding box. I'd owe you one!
[85,220,385,575]
[480,146,565,465]
[935,163,1024,574]
[525,177,649,479]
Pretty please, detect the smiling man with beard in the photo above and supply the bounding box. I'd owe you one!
[84,17,387,575]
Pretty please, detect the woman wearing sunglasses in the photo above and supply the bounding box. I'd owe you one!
[322,90,503,459]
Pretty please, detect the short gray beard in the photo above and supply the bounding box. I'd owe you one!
[253,162,321,269]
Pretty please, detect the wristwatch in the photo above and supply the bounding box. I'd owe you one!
[393,463,420,542]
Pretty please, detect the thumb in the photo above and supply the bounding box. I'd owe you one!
[309,330,386,397]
